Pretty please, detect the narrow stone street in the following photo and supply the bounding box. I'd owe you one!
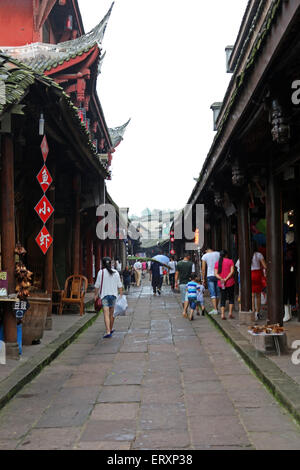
[1,282,300,450]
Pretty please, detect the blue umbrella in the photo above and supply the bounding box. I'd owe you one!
[152,255,170,267]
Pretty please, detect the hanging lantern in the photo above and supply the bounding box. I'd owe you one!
[232,162,245,187]
[214,191,223,208]
[271,99,290,144]
[66,15,73,31]
[39,113,45,136]
[78,108,86,122]
[93,139,98,152]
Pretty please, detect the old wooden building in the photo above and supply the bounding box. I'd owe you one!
[0,1,128,357]
[179,0,300,325]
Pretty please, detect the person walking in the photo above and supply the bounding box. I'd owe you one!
[175,253,195,317]
[142,261,147,278]
[122,265,131,293]
[168,257,177,290]
[133,259,142,287]
[185,273,201,321]
[201,247,220,315]
[235,259,241,312]
[250,244,267,320]
[115,258,122,274]
[214,250,235,320]
[196,278,206,316]
[130,266,136,285]
[150,261,162,295]
[94,257,123,339]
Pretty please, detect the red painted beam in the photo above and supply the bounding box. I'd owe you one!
[36,0,57,31]
[44,46,97,76]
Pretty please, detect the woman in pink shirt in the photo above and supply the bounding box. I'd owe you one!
[214,250,235,320]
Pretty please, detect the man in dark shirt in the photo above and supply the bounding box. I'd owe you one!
[175,254,195,316]
[150,261,163,296]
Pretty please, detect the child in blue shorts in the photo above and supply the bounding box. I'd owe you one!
[196,278,206,316]
[186,274,201,321]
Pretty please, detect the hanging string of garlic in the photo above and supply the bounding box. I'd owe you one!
[15,263,33,300]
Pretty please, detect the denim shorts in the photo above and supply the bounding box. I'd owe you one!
[207,276,220,299]
[180,285,188,303]
[188,298,197,310]
[102,295,117,308]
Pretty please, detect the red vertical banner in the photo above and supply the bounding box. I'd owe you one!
[35,135,54,255]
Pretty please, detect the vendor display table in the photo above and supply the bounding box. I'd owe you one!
[248,330,285,356]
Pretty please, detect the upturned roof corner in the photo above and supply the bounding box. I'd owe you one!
[0,2,115,74]
[109,119,131,149]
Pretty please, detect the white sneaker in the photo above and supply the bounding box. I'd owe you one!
[255,312,262,321]
[283,305,292,323]
[209,309,218,315]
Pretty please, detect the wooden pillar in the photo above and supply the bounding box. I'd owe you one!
[221,215,228,251]
[237,194,252,312]
[211,221,217,251]
[266,172,283,325]
[79,238,83,275]
[95,240,102,276]
[0,135,18,358]
[86,227,94,285]
[295,208,300,322]
[72,174,81,274]
[44,182,55,330]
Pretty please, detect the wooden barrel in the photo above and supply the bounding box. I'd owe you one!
[22,295,51,346]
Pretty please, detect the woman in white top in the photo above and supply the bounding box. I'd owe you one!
[251,248,267,320]
[168,257,177,290]
[236,244,267,320]
[94,257,123,338]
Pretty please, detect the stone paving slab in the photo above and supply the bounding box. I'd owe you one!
[185,394,237,417]
[80,419,136,442]
[18,427,82,450]
[97,385,142,403]
[189,415,250,447]
[139,403,187,431]
[133,430,191,450]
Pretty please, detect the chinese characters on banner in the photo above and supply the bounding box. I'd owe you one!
[35,135,54,254]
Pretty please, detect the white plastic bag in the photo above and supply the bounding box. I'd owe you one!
[261,291,267,305]
[114,295,128,317]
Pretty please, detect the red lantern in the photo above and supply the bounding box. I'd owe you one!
[66,15,73,31]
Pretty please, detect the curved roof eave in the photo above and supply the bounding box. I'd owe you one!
[0,2,114,73]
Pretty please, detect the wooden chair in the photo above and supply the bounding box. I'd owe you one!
[58,275,88,316]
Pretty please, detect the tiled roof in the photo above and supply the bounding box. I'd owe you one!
[0,3,114,73]
[0,53,108,177]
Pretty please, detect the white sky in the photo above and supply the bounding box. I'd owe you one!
[78,0,248,217]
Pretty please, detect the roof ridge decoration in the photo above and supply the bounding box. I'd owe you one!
[109,119,131,148]
[98,51,106,75]
[0,2,114,72]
